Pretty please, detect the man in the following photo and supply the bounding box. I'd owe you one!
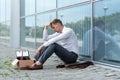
[83,20,120,61]
[29,19,79,70]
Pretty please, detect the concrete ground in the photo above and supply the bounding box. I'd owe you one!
[0,45,120,80]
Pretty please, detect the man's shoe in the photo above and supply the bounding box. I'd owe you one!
[65,61,94,69]
[28,63,43,70]
[56,63,65,68]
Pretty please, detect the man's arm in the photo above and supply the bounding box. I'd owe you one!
[37,22,58,54]
[43,29,72,47]
[43,23,59,41]
[36,45,45,55]
[36,23,50,55]
[43,23,50,40]
[95,27,116,43]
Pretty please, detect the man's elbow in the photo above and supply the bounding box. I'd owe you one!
[43,38,48,41]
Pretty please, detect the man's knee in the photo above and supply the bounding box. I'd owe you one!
[49,43,56,47]
[49,43,59,47]
[46,43,58,50]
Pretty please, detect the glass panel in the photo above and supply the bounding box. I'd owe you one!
[0,21,10,44]
[6,0,11,21]
[25,0,35,15]
[58,0,89,8]
[58,4,91,60]
[36,12,56,48]
[20,16,35,48]
[0,0,11,45]
[36,0,56,13]
[94,0,120,66]
[20,0,35,16]
[0,0,5,22]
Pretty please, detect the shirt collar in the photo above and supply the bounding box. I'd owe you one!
[61,26,66,33]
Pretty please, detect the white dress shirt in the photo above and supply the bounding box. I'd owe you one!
[42,26,79,54]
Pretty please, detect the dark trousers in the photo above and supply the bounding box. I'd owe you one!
[34,43,78,64]
[94,41,105,60]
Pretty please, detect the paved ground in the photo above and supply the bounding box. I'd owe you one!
[0,45,120,80]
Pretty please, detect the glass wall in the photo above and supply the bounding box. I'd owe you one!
[19,0,120,67]
[94,0,120,66]
[6,0,11,21]
[0,0,11,45]
[0,0,5,22]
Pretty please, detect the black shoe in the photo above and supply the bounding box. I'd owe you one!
[56,63,65,68]
[65,61,94,69]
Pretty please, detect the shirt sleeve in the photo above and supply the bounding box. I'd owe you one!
[95,27,116,44]
[43,28,59,41]
[43,29,72,47]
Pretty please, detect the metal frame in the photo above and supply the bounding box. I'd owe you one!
[20,0,90,18]
[90,0,94,61]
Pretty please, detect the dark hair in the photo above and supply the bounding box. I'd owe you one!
[50,19,63,26]
[94,20,105,27]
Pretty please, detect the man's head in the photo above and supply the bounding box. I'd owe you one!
[94,20,105,30]
[50,19,63,33]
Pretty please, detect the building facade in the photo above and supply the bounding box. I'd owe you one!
[0,0,120,68]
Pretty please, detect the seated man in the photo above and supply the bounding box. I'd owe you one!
[29,19,79,70]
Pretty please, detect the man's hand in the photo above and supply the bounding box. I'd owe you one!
[45,22,51,29]
[36,45,45,55]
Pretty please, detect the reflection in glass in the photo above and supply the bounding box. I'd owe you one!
[6,0,11,21]
[58,4,91,59]
[94,0,120,66]
[20,16,35,48]
[0,0,5,22]
[0,0,11,45]
[36,0,56,13]
[25,0,35,16]
[58,0,89,8]
[0,21,10,44]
